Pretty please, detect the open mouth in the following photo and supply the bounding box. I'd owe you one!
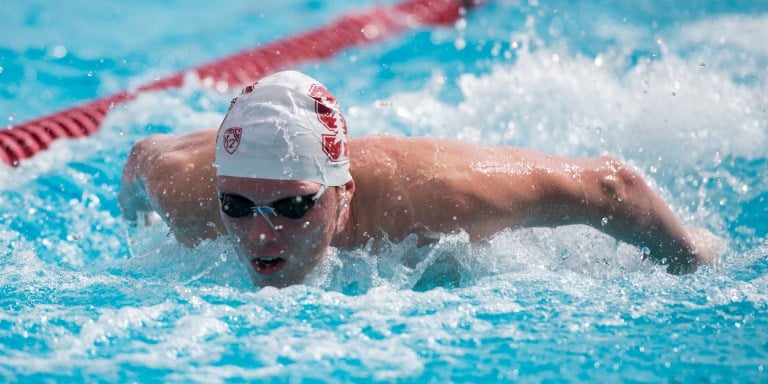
[250,257,286,275]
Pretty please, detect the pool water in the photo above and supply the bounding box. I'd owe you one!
[2,0,768,381]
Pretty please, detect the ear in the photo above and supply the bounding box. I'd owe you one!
[341,179,355,205]
[334,179,355,232]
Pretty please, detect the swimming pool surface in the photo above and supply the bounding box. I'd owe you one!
[1,0,767,382]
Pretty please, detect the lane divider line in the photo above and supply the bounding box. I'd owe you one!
[1,0,481,167]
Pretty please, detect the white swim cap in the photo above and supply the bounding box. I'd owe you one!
[215,70,351,187]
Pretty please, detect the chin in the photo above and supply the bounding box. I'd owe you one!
[246,264,314,288]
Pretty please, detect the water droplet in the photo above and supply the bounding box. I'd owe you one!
[454,37,466,50]
[594,56,603,67]
[0,66,3,74]
[259,234,266,241]
[86,71,93,77]
[641,246,650,257]
[452,216,457,221]
[361,25,379,39]
[52,45,67,58]
[454,18,467,31]
[601,217,609,226]
[302,221,310,229]
[396,195,402,200]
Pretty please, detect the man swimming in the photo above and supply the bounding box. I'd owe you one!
[119,70,720,287]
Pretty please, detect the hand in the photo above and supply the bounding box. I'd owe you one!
[118,148,153,224]
[687,226,726,270]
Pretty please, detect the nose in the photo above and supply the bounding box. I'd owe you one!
[243,213,280,246]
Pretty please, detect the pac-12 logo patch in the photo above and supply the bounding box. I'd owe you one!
[222,127,242,155]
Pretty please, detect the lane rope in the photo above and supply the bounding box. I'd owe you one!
[1,0,481,167]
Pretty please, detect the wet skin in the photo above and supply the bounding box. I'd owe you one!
[119,129,722,286]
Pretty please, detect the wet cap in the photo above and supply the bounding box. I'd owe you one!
[215,70,351,187]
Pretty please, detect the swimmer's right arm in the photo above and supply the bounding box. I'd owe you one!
[118,130,226,246]
[118,136,158,224]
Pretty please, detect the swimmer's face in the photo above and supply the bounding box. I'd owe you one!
[216,177,352,288]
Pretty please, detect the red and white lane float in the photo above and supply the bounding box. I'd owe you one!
[0,0,481,167]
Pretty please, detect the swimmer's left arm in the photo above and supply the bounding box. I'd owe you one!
[507,154,718,274]
[401,140,718,274]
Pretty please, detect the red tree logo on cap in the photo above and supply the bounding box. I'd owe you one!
[308,84,348,162]
[222,127,242,155]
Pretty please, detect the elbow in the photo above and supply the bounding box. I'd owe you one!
[593,156,644,212]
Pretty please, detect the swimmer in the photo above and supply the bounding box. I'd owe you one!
[118,70,722,287]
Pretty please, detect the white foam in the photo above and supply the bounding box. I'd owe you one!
[349,44,766,167]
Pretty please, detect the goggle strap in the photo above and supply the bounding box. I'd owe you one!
[313,185,328,201]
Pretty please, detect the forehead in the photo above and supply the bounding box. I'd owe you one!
[216,176,321,198]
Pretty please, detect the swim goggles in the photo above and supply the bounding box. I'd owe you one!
[219,186,326,229]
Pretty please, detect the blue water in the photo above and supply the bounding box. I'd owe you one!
[2,0,768,381]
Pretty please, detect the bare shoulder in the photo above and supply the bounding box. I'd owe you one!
[145,129,216,159]
[130,129,217,177]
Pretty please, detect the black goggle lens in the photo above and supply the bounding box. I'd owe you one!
[220,193,317,219]
[271,195,314,219]
[220,194,254,218]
